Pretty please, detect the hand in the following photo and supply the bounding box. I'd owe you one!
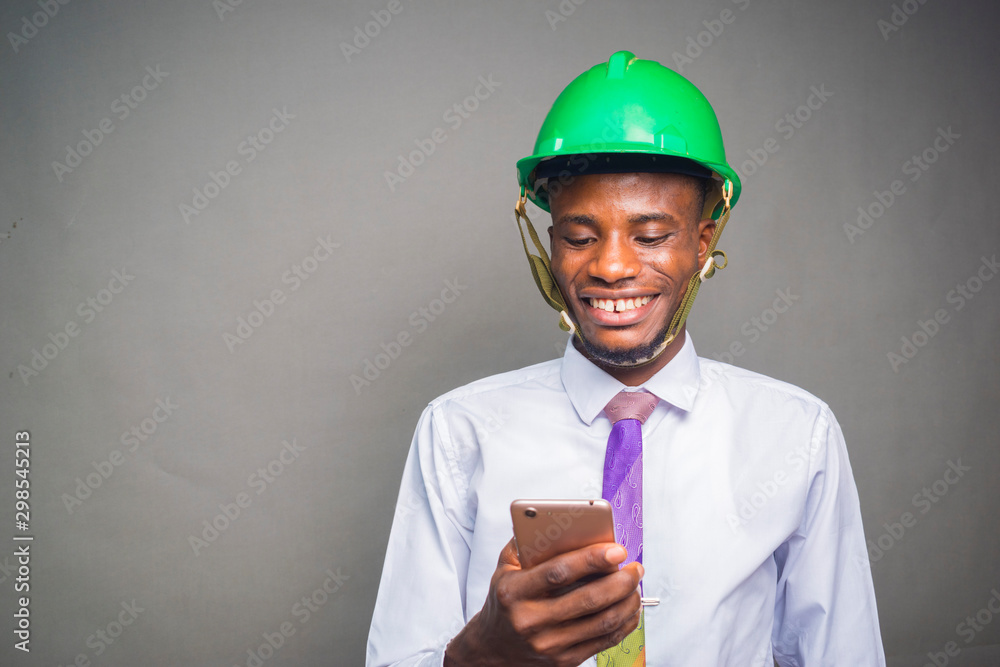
[444,537,643,667]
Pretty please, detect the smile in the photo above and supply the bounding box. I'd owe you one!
[578,293,661,327]
[587,295,655,313]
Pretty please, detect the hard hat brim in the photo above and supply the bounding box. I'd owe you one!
[517,149,741,216]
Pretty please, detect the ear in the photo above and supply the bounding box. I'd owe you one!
[697,218,717,269]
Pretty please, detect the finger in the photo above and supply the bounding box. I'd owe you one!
[530,590,642,664]
[518,543,627,599]
[539,561,643,624]
[562,596,643,665]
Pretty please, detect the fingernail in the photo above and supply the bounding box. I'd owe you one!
[606,545,626,563]
[637,563,645,578]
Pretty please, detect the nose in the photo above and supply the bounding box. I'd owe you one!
[589,233,641,284]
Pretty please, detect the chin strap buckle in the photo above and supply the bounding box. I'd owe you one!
[699,249,729,282]
[513,189,581,340]
[559,310,576,334]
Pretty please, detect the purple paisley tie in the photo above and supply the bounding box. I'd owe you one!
[602,390,659,566]
[598,390,659,666]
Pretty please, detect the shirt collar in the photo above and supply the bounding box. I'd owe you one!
[560,333,702,425]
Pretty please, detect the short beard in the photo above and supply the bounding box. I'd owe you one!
[574,317,674,368]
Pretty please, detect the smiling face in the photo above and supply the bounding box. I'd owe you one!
[548,172,716,381]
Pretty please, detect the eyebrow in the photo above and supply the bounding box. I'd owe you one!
[554,211,682,227]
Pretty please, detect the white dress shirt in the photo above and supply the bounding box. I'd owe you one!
[366,334,886,666]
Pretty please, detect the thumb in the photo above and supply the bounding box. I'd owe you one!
[498,536,521,569]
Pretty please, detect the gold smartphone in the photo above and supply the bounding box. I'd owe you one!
[510,499,616,569]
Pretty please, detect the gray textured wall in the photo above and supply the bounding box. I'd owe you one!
[1,1,998,665]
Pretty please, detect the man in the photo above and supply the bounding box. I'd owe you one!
[367,51,885,666]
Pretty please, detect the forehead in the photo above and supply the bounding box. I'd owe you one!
[549,172,698,219]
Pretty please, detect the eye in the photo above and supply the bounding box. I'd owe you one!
[636,233,673,246]
[564,236,595,247]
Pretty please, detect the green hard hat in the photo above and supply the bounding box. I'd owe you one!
[516,50,742,216]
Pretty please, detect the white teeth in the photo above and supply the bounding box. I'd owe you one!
[589,296,654,311]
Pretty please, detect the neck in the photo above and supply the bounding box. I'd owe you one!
[574,328,687,387]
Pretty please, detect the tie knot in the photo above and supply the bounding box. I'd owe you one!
[604,390,659,425]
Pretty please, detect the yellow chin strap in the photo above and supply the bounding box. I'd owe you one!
[513,193,580,338]
[513,179,733,363]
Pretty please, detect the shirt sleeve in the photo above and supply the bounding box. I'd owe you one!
[771,406,887,667]
[366,402,475,667]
